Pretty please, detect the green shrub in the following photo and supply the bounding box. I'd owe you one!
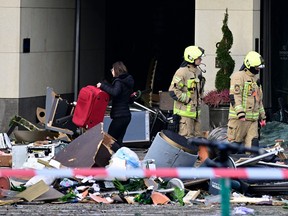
[215,8,235,91]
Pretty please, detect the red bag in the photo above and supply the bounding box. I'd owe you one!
[72,85,110,129]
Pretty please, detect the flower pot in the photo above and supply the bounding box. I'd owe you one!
[209,106,229,129]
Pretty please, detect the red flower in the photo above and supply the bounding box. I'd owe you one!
[203,89,230,107]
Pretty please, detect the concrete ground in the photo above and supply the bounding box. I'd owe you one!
[2,202,288,215]
[3,146,288,216]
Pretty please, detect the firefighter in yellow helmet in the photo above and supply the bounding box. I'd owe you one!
[169,46,206,138]
[227,51,266,149]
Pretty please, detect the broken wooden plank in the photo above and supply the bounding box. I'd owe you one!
[15,180,50,202]
[34,187,64,201]
[54,123,104,167]
[0,154,12,167]
[183,190,201,204]
[14,130,59,143]
[230,194,272,204]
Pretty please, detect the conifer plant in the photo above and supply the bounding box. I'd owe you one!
[215,8,235,91]
[203,8,235,108]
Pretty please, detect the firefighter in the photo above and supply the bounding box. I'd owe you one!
[169,45,206,138]
[227,51,266,148]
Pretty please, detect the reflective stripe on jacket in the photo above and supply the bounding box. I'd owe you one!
[168,65,204,118]
[229,69,266,121]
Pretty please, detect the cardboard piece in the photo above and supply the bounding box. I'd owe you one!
[0,155,12,167]
[93,143,112,167]
[13,130,59,143]
[54,123,104,167]
[0,198,23,206]
[37,159,64,169]
[34,186,64,201]
[16,180,50,202]
[93,132,115,167]
[183,190,201,204]
[151,191,170,205]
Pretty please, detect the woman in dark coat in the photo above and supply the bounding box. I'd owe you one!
[97,61,134,148]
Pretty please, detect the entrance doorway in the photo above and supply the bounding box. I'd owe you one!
[263,0,288,115]
[105,0,195,93]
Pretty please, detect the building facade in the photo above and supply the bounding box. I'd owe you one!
[0,0,286,131]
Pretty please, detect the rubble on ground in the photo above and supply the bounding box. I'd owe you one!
[1,88,288,214]
[1,120,288,211]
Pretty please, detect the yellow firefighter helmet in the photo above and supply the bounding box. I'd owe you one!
[184,46,205,63]
[244,51,265,69]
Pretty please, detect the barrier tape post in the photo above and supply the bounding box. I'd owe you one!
[220,178,231,216]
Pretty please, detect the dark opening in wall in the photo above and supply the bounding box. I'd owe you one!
[105,0,195,93]
[270,0,288,112]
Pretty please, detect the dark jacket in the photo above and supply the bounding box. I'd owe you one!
[100,73,134,119]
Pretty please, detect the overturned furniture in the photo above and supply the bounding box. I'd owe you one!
[54,123,116,168]
[45,87,77,136]
[144,130,198,167]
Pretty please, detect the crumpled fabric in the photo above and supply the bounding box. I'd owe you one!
[25,175,56,187]
[105,147,141,181]
[111,147,140,169]
[232,206,255,215]
[59,178,78,187]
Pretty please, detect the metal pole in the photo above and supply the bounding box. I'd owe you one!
[235,149,281,167]
[133,101,157,114]
[220,178,231,216]
[74,0,80,101]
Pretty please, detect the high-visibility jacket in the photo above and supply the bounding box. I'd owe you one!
[229,69,266,121]
[169,65,204,118]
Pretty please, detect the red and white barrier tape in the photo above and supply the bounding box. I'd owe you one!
[1,167,288,180]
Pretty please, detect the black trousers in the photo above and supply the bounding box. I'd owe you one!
[108,116,131,147]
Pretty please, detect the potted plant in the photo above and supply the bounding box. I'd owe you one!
[203,89,230,108]
[204,8,235,128]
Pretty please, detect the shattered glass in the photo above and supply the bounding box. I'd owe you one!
[259,121,288,150]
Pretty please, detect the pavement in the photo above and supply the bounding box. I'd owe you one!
[2,201,288,215]
[2,145,288,216]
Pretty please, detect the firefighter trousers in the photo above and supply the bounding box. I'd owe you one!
[178,116,201,138]
[227,119,258,148]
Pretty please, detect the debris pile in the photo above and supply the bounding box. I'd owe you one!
[1,88,288,213]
